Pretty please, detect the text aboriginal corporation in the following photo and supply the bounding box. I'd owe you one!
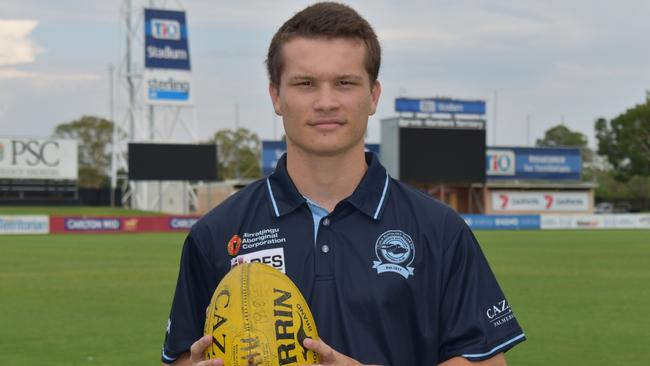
[241,228,287,249]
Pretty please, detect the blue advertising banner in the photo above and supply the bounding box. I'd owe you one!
[486,147,581,180]
[395,98,486,115]
[144,8,191,70]
[462,214,541,230]
[261,141,380,176]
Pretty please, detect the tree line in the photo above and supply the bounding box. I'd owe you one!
[52,96,650,209]
[52,116,262,187]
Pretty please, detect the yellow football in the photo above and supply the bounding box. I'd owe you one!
[204,262,321,365]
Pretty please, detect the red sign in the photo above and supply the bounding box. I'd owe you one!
[49,215,201,234]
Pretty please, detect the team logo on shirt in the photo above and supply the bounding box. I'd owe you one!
[372,230,415,279]
[227,235,242,256]
[485,299,515,327]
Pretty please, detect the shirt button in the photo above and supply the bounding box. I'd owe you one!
[321,244,330,254]
[322,218,330,226]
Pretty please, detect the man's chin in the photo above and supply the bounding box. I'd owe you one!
[287,141,356,157]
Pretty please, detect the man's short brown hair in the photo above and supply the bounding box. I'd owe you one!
[266,2,381,88]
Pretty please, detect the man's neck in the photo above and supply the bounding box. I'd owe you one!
[286,144,368,213]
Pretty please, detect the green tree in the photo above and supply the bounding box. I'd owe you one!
[595,98,650,181]
[208,128,261,180]
[52,115,119,188]
[535,124,593,163]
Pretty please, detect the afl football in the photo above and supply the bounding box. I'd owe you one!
[204,262,320,365]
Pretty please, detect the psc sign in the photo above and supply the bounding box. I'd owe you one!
[486,149,515,176]
[9,140,61,167]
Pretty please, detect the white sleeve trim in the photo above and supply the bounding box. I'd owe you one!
[461,333,525,359]
[161,347,177,363]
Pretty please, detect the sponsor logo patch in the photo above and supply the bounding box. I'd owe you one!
[241,227,286,250]
[372,230,415,279]
[227,235,242,256]
[486,299,514,328]
[231,247,286,273]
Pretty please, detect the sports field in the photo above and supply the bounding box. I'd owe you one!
[1,229,649,365]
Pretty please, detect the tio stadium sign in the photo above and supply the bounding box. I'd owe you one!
[144,9,191,70]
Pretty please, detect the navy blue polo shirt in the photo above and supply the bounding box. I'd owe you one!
[162,152,525,365]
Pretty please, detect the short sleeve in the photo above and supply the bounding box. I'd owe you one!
[161,233,218,364]
[438,224,525,362]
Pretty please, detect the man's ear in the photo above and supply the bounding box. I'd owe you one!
[369,80,381,116]
[269,83,282,116]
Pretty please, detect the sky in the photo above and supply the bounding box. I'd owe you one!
[1,0,650,148]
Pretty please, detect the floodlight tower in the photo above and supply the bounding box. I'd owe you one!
[113,0,199,213]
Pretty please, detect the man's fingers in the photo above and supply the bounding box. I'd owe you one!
[189,335,211,362]
[303,338,336,361]
[196,360,223,366]
[189,335,224,366]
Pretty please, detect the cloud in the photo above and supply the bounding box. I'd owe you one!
[0,68,101,81]
[376,3,602,55]
[0,20,40,67]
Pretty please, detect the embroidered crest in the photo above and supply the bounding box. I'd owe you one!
[372,230,415,279]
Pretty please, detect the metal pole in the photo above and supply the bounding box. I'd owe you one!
[109,64,117,207]
[125,0,136,209]
[493,90,498,146]
[126,0,135,141]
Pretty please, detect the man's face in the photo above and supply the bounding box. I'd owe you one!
[269,37,381,157]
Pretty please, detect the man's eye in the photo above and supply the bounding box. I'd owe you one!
[338,80,354,86]
[295,81,312,87]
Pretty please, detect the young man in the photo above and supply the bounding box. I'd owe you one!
[162,3,525,365]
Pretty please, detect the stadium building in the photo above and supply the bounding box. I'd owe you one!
[379,97,596,215]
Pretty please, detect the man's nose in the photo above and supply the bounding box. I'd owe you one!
[313,85,340,112]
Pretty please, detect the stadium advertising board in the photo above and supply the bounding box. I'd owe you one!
[395,98,486,115]
[144,9,190,70]
[492,191,589,212]
[462,214,540,230]
[399,128,486,183]
[261,141,380,176]
[0,137,78,180]
[49,216,200,234]
[0,215,49,235]
[128,143,217,181]
[486,147,581,180]
[541,214,650,229]
[64,217,121,232]
[143,70,192,106]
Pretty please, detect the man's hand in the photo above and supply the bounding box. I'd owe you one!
[300,338,381,366]
[189,335,223,366]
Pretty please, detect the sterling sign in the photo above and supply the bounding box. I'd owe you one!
[0,137,78,180]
